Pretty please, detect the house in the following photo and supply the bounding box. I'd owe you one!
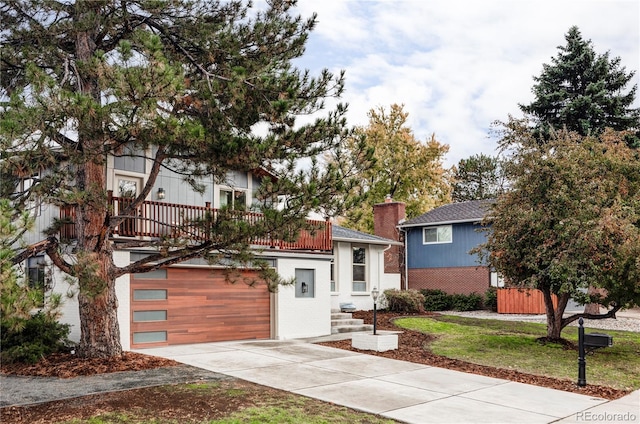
[18,151,400,350]
[398,199,498,295]
[331,224,402,311]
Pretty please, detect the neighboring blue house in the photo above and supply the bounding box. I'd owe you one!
[398,199,499,295]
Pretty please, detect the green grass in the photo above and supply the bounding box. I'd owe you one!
[394,315,640,391]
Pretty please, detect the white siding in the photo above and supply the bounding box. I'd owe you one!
[273,256,332,339]
[331,241,400,311]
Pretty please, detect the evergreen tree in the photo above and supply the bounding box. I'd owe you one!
[520,26,640,147]
[1,0,365,358]
[451,153,505,202]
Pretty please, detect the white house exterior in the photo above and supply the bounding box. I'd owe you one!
[22,151,402,350]
[330,225,402,312]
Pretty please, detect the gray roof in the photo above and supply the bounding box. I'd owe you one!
[399,199,494,228]
[332,225,401,245]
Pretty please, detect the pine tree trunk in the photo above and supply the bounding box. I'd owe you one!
[76,252,122,358]
[71,4,123,359]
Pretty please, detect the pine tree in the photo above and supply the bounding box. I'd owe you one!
[519,26,640,147]
[451,154,505,202]
[1,0,365,358]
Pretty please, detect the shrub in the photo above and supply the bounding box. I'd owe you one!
[384,289,425,313]
[421,289,453,311]
[484,287,498,311]
[1,311,73,364]
[451,292,483,311]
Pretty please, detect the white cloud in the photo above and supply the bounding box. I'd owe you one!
[292,0,640,166]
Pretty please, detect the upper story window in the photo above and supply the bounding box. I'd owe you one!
[114,144,146,173]
[352,246,367,292]
[220,189,247,210]
[423,225,452,244]
[219,170,249,210]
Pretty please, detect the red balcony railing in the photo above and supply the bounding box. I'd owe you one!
[59,196,332,251]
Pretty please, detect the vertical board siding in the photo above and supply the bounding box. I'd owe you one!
[497,288,558,314]
[406,223,488,269]
[131,268,270,348]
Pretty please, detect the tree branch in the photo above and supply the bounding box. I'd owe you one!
[11,236,73,274]
[561,304,622,328]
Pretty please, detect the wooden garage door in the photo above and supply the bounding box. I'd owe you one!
[131,267,270,348]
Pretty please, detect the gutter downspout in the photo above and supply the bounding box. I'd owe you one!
[399,227,408,291]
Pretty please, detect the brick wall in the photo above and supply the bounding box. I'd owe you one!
[408,266,490,295]
[373,201,405,275]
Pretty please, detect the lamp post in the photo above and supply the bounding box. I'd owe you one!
[371,287,379,335]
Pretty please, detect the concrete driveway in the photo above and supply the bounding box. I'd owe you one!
[137,339,638,424]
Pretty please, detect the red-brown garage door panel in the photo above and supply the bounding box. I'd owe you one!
[131,268,270,348]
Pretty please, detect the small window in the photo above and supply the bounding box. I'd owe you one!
[133,331,167,344]
[133,289,167,301]
[27,256,46,290]
[352,246,367,292]
[133,269,167,279]
[423,225,452,244]
[133,310,167,322]
[330,260,336,292]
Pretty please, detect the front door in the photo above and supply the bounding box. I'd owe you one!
[115,175,144,236]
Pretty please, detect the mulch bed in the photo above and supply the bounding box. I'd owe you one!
[0,351,179,378]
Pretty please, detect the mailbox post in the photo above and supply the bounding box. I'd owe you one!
[578,318,586,387]
[577,317,613,387]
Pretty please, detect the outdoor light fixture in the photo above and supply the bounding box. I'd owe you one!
[371,287,380,335]
[157,187,166,200]
[301,282,308,293]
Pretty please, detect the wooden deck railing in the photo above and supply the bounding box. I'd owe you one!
[59,196,332,251]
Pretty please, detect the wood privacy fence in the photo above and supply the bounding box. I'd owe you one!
[59,195,332,252]
[497,288,558,314]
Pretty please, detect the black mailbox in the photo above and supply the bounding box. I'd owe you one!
[584,333,613,348]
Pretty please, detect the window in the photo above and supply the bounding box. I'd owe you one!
[133,310,167,322]
[133,331,167,344]
[330,260,335,292]
[295,268,315,298]
[133,289,167,300]
[27,256,46,306]
[352,246,367,292]
[423,225,452,244]
[27,256,46,290]
[220,188,247,210]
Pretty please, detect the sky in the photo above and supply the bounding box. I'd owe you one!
[288,0,640,167]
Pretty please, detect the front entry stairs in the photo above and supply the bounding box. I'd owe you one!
[331,310,373,334]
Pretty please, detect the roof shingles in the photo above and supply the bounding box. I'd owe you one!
[400,199,494,227]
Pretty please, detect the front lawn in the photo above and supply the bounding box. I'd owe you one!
[393,315,640,391]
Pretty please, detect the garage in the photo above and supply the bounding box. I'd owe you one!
[130,267,271,348]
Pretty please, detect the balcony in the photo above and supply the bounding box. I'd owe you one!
[59,195,332,252]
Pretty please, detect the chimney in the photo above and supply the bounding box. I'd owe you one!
[373,197,406,274]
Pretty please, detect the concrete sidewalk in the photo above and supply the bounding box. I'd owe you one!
[138,339,639,424]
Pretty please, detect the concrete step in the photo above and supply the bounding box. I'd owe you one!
[331,313,353,320]
[331,324,374,334]
[331,319,365,326]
